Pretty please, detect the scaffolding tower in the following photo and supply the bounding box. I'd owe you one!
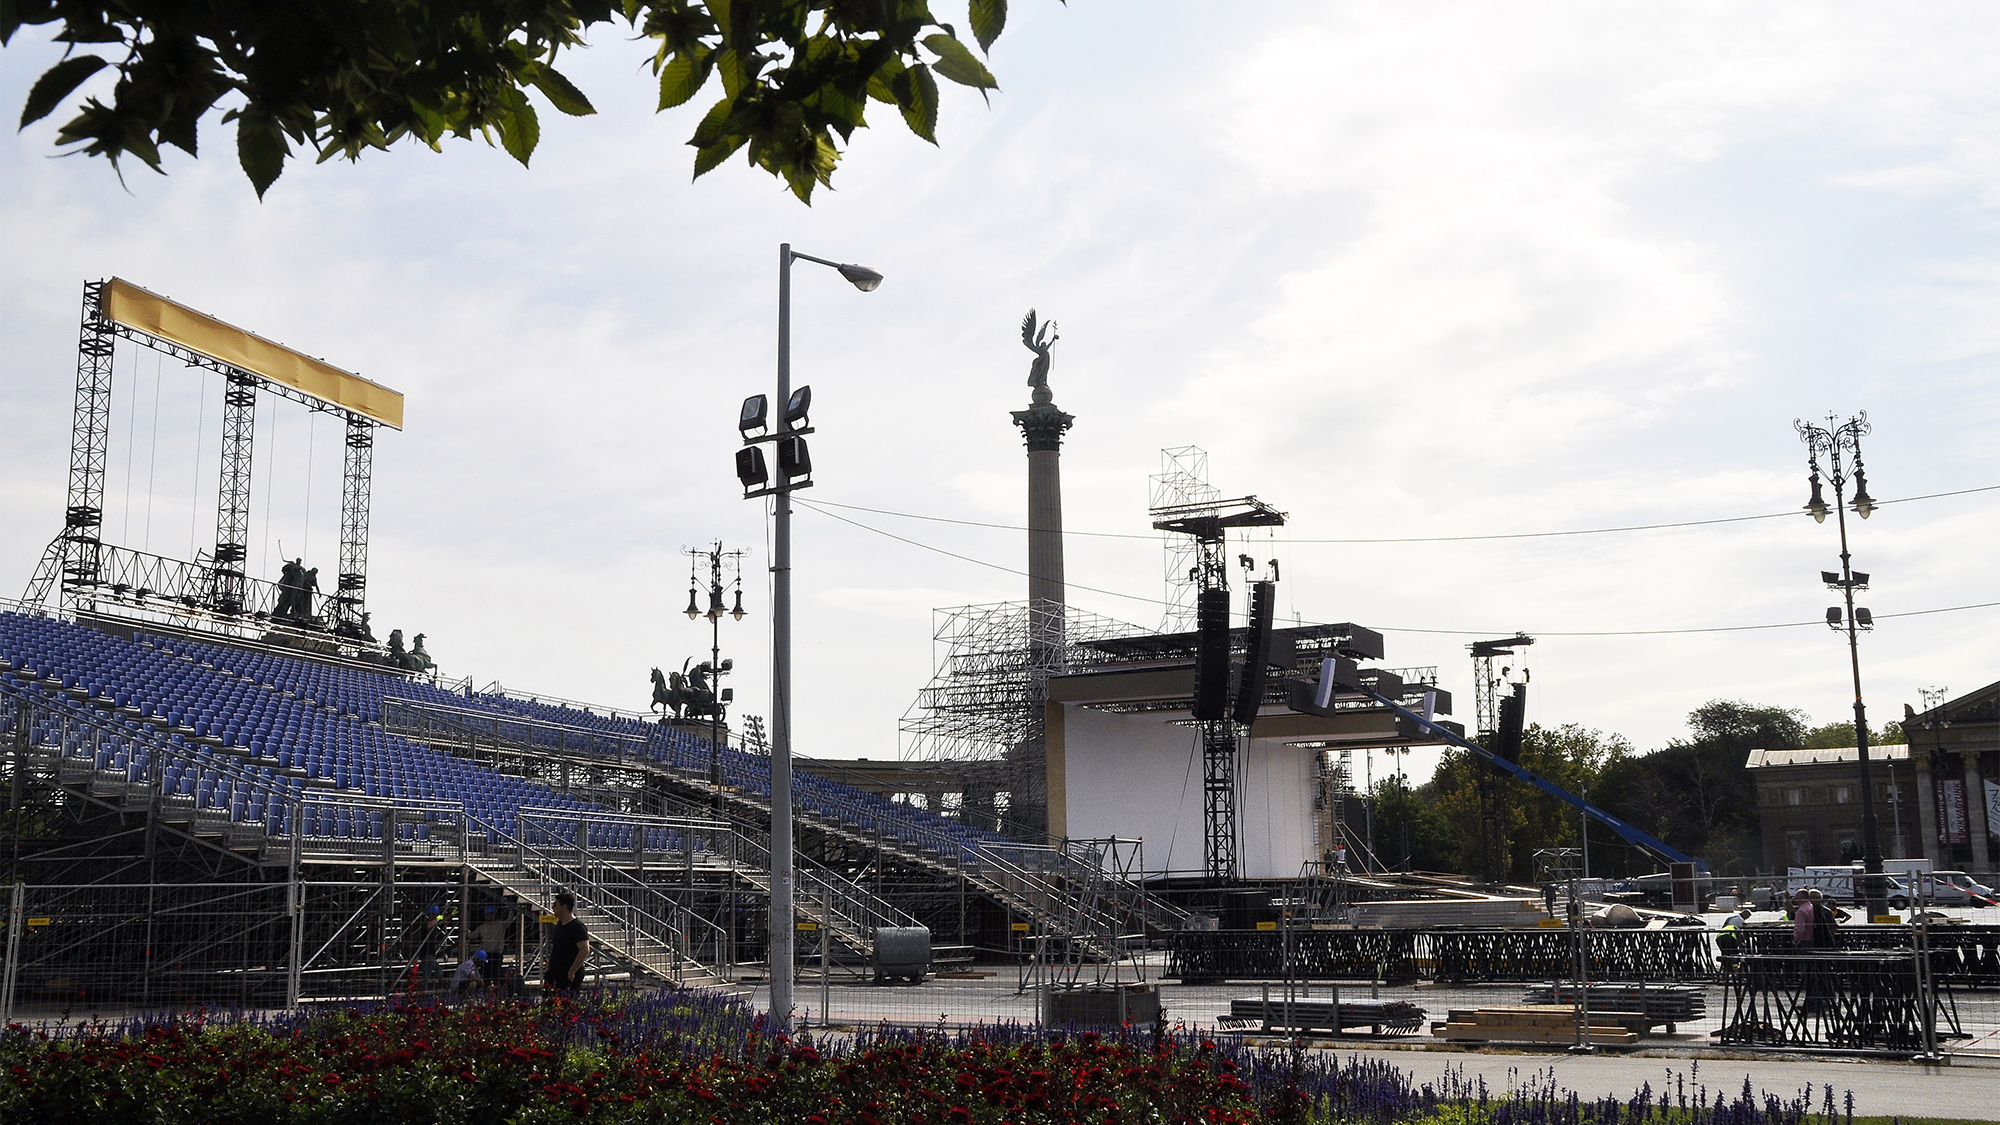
[898,602,1146,835]
[1150,447,1219,633]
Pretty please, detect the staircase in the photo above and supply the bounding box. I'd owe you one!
[470,861,730,990]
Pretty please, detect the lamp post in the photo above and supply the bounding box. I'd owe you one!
[1797,411,1885,920]
[736,243,881,1031]
[685,542,747,815]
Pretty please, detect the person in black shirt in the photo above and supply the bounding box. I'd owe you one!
[544,891,590,999]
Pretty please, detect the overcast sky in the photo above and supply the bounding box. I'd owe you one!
[3,2,1996,785]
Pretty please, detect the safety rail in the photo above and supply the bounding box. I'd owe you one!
[383,695,652,765]
[1,676,492,865]
[472,809,736,988]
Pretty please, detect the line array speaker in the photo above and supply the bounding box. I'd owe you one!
[1192,587,1232,721]
[1230,580,1276,725]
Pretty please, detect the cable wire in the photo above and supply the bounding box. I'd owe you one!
[794,497,2000,638]
[810,483,2000,545]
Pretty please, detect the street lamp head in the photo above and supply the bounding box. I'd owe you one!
[1804,471,1828,523]
[685,586,701,620]
[1851,466,1875,519]
[837,263,883,292]
[730,588,746,620]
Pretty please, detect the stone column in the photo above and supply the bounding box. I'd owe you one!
[1012,391,1074,613]
[1963,751,1994,871]
[1913,746,1942,864]
[1012,390,1073,837]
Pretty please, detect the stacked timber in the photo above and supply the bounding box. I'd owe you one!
[1225,996,1426,1033]
[1431,1005,1640,1045]
[1519,981,1704,1026]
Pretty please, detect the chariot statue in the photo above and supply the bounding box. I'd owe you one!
[650,659,720,722]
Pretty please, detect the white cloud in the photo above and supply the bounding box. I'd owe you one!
[2,1,1996,772]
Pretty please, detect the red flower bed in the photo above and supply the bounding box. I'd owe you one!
[0,998,1265,1125]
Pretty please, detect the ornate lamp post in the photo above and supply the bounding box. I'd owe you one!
[735,244,881,1031]
[1797,411,1885,919]
[685,542,747,814]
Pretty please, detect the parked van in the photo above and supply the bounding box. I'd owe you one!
[1886,871,1997,908]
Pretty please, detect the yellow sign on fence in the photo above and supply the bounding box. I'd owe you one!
[538,914,558,924]
[1010,922,1031,932]
[1256,921,1278,931]
[26,918,52,927]
[798,922,818,931]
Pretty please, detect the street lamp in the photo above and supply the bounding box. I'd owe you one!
[739,243,880,1031]
[1796,411,1886,919]
[686,542,747,814]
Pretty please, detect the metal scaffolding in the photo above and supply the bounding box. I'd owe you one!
[897,602,1145,833]
[1149,446,1218,633]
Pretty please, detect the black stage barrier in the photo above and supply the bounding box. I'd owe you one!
[1716,951,1952,1051]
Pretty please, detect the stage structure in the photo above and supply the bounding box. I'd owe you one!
[1469,634,1533,884]
[1149,494,1285,879]
[1043,623,1455,880]
[22,279,403,649]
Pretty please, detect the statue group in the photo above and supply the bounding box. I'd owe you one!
[272,558,320,622]
[650,660,721,722]
[383,629,434,674]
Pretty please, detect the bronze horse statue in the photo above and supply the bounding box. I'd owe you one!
[650,660,719,721]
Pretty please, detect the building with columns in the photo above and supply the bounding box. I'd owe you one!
[1749,679,2000,872]
[1906,679,2000,871]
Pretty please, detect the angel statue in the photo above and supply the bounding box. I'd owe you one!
[1021,309,1059,391]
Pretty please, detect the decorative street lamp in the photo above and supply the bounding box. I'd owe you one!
[1797,411,1886,919]
[686,541,747,815]
[737,243,881,1031]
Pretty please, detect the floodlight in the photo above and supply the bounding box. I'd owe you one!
[837,264,883,291]
[740,394,769,434]
[1826,607,1842,626]
[719,658,734,673]
[1855,607,1874,628]
[1851,572,1869,587]
[720,687,735,703]
[1822,571,1841,585]
[784,385,811,429]
[777,435,811,478]
[736,447,769,489]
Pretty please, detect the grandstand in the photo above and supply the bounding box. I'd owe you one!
[0,606,1160,1011]
[0,279,1164,1016]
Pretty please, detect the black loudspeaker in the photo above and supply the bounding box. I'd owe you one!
[1494,682,1527,762]
[1230,581,1276,724]
[1192,587,1232,721]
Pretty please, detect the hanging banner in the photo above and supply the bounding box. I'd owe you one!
[1986,779,2000,841]
[1942,779,1969,845]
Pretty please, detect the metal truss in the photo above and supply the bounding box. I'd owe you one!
[209,373,258,614]
[23,284,382,648]
[23,282,117,607]
[1149,447,1217,632]
[334,415,373,638]
[1200,720,1240,880]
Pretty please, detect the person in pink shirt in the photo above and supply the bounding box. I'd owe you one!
[1791,890,1816,948]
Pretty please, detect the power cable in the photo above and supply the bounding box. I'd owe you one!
[794,497,2000,638]
[810,483,2000,545]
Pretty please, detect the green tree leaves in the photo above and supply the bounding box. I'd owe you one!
[8,1,1027,203]
[17,53,104,129]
